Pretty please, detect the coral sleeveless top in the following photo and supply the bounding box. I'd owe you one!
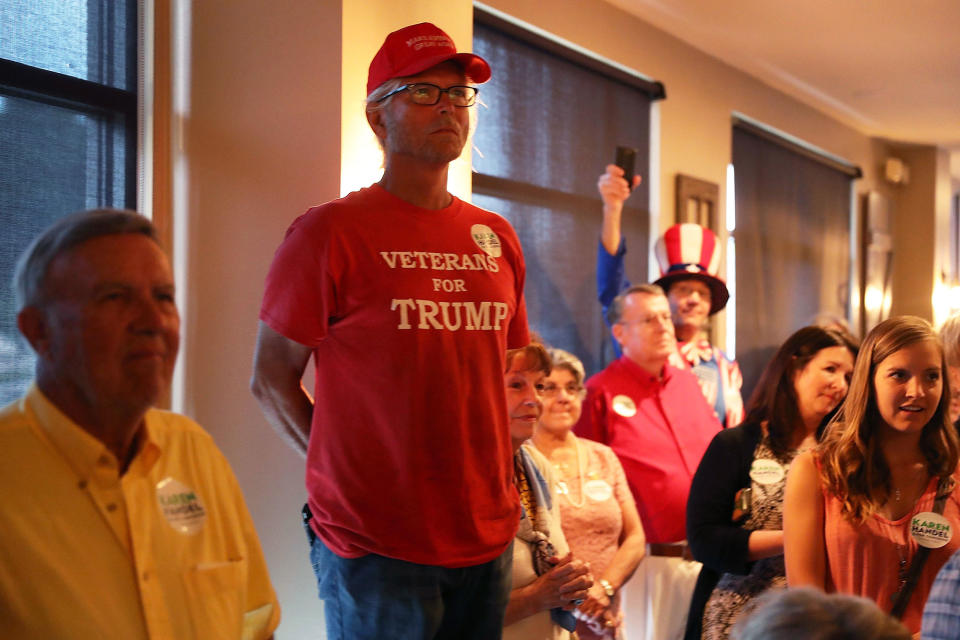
[823,473,960,633]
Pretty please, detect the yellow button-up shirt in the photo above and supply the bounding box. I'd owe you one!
[0,385,280,639]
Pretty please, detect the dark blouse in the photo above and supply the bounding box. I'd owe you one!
[684,421,764,640]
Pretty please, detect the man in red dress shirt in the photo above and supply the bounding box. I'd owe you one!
[575,283,721,640]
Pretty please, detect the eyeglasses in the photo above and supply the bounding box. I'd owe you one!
[541,382,584,398]
[620,311,673,328]
[377,83,479,107]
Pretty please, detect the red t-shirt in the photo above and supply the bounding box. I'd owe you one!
[260,185,528,567]
[574,357,721,543]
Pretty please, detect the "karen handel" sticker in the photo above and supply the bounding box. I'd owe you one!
[156,477,207,535]
[910,512,953,549]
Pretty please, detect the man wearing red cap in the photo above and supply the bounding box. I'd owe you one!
[251,23,529,639]
[596,165,743,429]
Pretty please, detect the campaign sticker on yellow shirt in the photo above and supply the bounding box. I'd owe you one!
[749,459,785,485]
[584,479,613,502]
[910,512,952,549]
[156,477,207,535]
[612,395,637,417]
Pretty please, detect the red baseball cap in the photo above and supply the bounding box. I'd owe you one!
[367,22,491,96]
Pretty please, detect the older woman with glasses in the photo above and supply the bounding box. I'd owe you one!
[531,348,646,639]
[503,343,593,640]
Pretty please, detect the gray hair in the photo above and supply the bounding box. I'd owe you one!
[365,78,408,155]
[364,77,407,114]
[606,283,666,326]
[13,208,157,311]
[730,587,910,640]
[548,348,586,385]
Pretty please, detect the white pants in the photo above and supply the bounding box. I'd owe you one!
[620,556,702,640]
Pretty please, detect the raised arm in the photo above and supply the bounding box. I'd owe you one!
[597,164,639,256]
[596,165,641,326]
[250,321,314,456]
[783,451,827,589]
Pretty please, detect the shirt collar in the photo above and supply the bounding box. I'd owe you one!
[618,355,672,386]
[25,384,163,478]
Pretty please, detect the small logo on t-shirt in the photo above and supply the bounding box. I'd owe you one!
[612,394,637,417]
[156,477,207,535]
[911,512,953,549]
[471,224,502,258]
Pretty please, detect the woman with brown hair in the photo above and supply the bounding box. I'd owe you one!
[785,316,960,635]
[685,325,857,639]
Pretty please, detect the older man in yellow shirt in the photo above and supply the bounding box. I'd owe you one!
[0,209,279,639]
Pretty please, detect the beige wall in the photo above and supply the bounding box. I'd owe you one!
[172,1,474,637]
[169,1,951,636]
[887,145,939,319]
[172,1,341,637]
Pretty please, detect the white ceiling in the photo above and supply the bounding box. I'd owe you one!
[604,0,960,157]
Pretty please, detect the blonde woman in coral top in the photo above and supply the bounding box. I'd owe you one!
[531,348,646,639]
[785,316,960,635]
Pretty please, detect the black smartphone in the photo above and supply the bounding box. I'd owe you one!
[615,145,637,188]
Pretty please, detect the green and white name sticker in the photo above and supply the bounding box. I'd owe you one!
[749,459,785,485]
[156,477,207,535]
[584,479,613,502]
[470,224,502,258]
[910,512,952,549]
[612,395,637,417]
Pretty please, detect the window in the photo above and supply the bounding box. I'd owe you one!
[731,117,859,398]
[472,12,663,375]
[0,0,137,405]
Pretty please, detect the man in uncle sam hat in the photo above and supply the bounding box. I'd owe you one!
[596,165,744,429]
[252,22,530,640]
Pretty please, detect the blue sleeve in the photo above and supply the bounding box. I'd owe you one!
[597,237,629,325]
[922,550,960,639]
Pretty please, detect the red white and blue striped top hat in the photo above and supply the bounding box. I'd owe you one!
[653,223,729,315]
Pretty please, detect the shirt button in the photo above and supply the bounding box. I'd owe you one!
[98,455,110,466]
[77,480,88,490]
[106,503,118,512]
[142,570,150,581]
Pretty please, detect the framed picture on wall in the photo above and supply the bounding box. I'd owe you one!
[676,174,718,229]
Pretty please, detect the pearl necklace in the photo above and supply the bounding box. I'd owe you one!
[554,438,586,508]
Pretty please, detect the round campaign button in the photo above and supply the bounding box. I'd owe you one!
[910,512,953,549]
[156,477,207,535]
[749,459,785,485]
[470,224,502,258]
[612,395,637,417]
[584,479,613,502]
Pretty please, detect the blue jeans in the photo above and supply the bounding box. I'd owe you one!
[304,509,513,640]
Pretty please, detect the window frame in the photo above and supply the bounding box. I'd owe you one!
[0,58,138,208]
